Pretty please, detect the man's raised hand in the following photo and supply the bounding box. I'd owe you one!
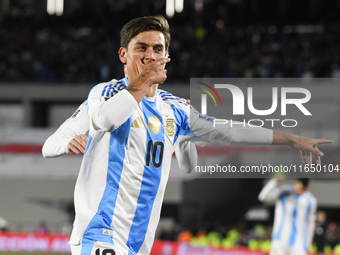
[133,54,170,85]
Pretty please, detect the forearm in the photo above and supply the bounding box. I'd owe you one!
[229,124,273,145]
[210,119,273,145]
[189,115,273,147]
[91,90,138,132]
[258,178,280,203]
[42,133,72,158]
[43,103,89,158]
[272,131,297,146]
[125,75,154,103]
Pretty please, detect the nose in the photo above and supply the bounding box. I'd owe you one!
[144,49,156,63]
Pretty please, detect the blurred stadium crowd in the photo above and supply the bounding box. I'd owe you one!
[159,220,340,254]
[1,20,340,83]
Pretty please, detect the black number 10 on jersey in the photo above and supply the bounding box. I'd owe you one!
[95,249,115,255]
[146,140,164,168]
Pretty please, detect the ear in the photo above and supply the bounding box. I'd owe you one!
[118,47,127,64]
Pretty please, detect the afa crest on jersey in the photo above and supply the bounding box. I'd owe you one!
[148,116,161,135]
[165,118,175,137]
[71,109,82,120]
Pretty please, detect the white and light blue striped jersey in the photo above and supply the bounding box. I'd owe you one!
[70,77,273,255]
[259,179,317,251]
[70,77,199,255]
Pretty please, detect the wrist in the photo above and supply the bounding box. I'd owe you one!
[272,130,298,146]
[286,133,299,147]
[125,74,154,103]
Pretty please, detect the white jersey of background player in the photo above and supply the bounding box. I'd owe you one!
[259,178,317,255]
[42,97,197,173]
[47,16,331,255]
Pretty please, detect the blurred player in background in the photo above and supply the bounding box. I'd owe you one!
[259,178,317,255]
[47,15,332,255]
[314,210,328,255]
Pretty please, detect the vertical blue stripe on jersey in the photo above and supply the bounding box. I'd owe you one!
[106,84,113,97]
[99,78,128,97]
[273,194,287,240]
[122,77,129,86]
[170,104,192,145]
[126,99,164,254]
[303,199,312,250]
[83,117,132,243]
[80,238,95,255]
[101,85,109,96]
[84,135,93,154]
[289,195,300,246]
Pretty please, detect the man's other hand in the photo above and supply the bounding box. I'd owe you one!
[67,134,88,154]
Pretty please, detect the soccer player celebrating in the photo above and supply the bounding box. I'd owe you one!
[68,16,330,255]
[42,63,196,173]
[42,98,197,173]
[259,178,317,255]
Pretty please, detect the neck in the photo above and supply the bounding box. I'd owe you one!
[145,83,159,97]
[296,190,305,196]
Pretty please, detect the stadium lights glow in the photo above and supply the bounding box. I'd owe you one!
[55,0,64,16]
[166,0,184,18]
[47,0,56,15]
[166,0,175,18]
[175,0,184,13]
[47,0,64,16]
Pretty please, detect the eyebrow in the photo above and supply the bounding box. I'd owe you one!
[135,42,164,48]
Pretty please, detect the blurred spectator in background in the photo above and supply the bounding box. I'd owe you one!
[314,210,328,255]
[170,216,340,253]
[36,221,48,234]
[0,216,8,233]
[327,222,340,250]
[177,228,193,243]
[1,21,340,83]
[159,225,178,241]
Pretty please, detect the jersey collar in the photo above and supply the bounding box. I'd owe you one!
[122,77,130,87]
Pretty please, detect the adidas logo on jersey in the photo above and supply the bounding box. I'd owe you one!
[102,229,114,236]
[131,117,145,129]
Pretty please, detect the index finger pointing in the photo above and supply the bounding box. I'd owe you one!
[316,139,333,145]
